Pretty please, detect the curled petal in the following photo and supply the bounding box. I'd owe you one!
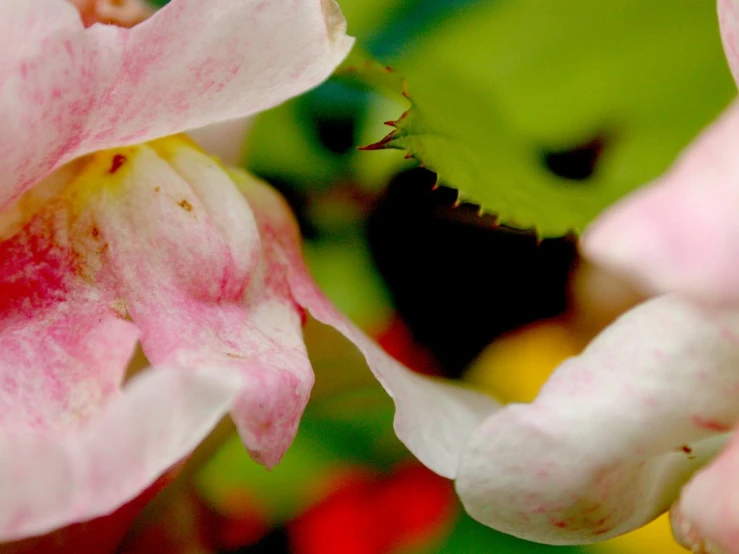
[675,426,739,553]
[235,171,499,479]
[1,0,353,211]
[0,365,241,542]
[582,101,739,303]
[455,296,739,544]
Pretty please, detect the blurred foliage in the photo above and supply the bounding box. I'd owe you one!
[196,388,405,526]
[302,195,393,329]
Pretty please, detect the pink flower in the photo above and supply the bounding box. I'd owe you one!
[0,0,496,542]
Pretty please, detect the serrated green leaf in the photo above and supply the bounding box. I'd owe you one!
[366,0,735,236]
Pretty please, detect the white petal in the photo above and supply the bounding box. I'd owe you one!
[0,365,241,541]
[456,296,739,544]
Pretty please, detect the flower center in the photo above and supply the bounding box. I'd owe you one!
[69,0,153,28]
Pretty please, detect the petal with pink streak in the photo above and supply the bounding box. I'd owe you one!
[454,295,739,544]
[0,179,137,435]
[582,101,739,303]
[80,139,314,467]
[0,174,241,540]
[235,171,499,479]
[0,0,353,211]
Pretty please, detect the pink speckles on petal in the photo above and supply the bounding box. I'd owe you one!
[692,416,733,433]
[0,139,316,539]
[84,140,314,466]
[0,0,353,213]
[0,158,243,541]
[455,296,739,544]
[0,183,136,433]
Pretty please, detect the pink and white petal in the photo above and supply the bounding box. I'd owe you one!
[720,0,739,88]
[79,140,312,467]
[0,188,137,433]
[1,0,353,211]
[673,426,739,553]
[454,295,739,545]
[582,101,739,304]
[0,174,242,541]
[235,171,499,479]
[0,364,241,542]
